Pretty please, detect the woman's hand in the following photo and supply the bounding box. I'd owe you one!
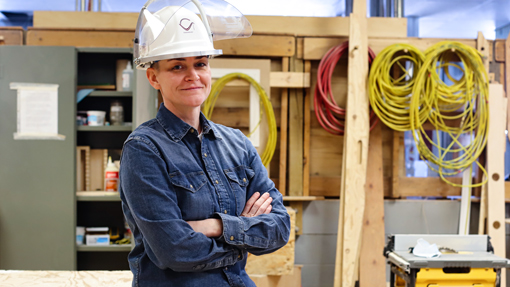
[186,192,272,237]
[187,218,223,238]
[241,192,272,217]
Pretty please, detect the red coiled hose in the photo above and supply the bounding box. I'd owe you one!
[314,41,378,135]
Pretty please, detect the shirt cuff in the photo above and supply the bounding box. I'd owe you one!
[215,212,245,246]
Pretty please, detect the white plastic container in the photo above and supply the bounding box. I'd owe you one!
[122,62,133,91]
[76,226,85,245]
[87,110,106,126]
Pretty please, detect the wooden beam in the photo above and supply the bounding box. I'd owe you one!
[282,196,325,201]
[210,107,281,129]
[279,57,290,196]
[495,40,505,62]
[215,36,295,57]
[487,84,507,286]
[26,27,134,47]
[303,61,312,197]
[335,10,369,287]
[288,57,304,196]
[506,32,510,144]
[26,28,295,57]
[0,27,24,45]
[359,124,386,287]
[213,72,310,88]
[391,131,402,198]
[308,176,464,198]
[33,11,139,29]
[33,11,408,38]
[477,32,490,76]
[269,72,310,88]
[478,175,488,235]
[303,37,477,60]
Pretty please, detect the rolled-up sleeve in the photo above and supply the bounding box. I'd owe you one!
[120,137,243,272]
[215,131,291,255]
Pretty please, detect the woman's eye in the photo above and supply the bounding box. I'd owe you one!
[171,65,182,70]
[196,62,207,68]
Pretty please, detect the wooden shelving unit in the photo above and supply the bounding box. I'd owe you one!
[87,91,132,97]
[76,191,121,201]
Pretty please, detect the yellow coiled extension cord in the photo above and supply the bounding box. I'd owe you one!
[409,41,489,187]
[203,73,277,167]
[368,43,425,131]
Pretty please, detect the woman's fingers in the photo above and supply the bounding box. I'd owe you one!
[264,204,272,214]
[241,192,260,215]
[254,196,272,216]
[242,192,272,217]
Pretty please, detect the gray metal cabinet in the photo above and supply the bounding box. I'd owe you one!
[0,46,77,270]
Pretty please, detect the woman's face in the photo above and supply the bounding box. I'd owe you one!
[147,56,211,113]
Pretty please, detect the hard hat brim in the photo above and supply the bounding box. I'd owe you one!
[136,49,222,69]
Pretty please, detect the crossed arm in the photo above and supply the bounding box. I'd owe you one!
[186,191,273,237]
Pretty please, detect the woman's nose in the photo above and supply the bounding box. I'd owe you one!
[185,68,200,81]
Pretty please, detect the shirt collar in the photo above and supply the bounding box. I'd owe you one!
[156,104,221,142]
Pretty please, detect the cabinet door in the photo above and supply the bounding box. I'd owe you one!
[0,46,76,270]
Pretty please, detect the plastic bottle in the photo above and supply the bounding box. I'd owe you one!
[110,100,124,126]
[122,62,133,91]
[104,156,119,191]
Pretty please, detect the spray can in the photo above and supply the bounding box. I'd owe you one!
[104,156,119,191]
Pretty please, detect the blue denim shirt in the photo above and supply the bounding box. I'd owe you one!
[119,104,291,287]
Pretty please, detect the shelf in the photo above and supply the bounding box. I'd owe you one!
[282,196,325,201]
[77,245,131,252]
[77,191,121,201]
[87,91,132,97]
[77,126,132,132]
[77,47,133,54]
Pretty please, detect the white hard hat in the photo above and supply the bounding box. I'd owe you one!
[134,0,252,69]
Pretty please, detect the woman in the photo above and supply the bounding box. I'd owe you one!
[119,1,291,286]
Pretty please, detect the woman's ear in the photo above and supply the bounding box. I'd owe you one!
[146,68,161,90]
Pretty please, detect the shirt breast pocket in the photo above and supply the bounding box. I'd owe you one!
[169,171,212,220]
[224,166,255,216]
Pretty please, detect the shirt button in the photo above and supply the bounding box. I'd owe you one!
[230,236,234,241]
[215,180,219,184]
[238,254,241,259]
[224,210,227,214]
[190,184,193,188]
[243,178,246,182]
[204,153,207,157]
[190,128,195,133]
[225,267,228,271]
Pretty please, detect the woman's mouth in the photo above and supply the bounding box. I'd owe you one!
[182,87,202,91]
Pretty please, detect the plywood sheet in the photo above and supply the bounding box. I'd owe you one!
[249,266,301,287]
[89,149,107,191]
[0,270,132,286]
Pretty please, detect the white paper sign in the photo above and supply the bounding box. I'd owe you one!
[10,83,65,140]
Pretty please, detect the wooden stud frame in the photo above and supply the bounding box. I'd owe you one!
[334,3,370,286]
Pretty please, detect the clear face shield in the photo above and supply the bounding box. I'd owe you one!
[134,0,253,69]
